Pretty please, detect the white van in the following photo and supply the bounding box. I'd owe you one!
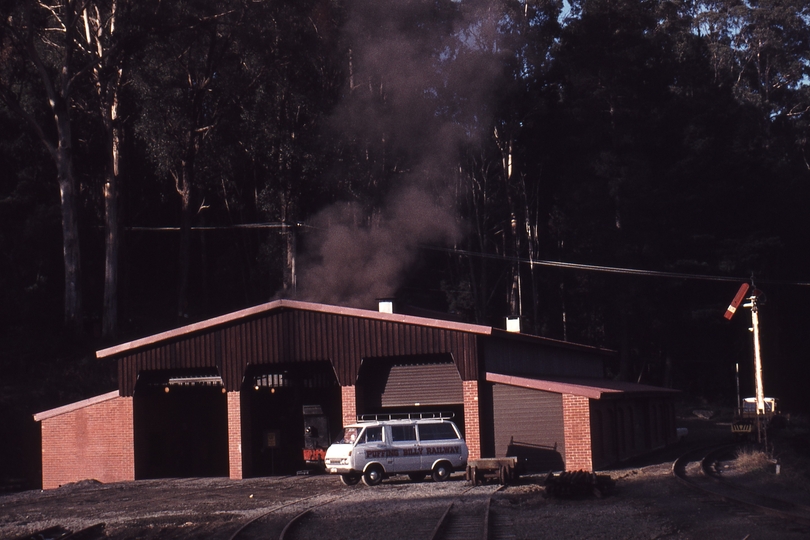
[324,414,469,486]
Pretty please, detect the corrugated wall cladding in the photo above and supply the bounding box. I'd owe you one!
[491,384,566,472]
[117,309,480,396]
[380,363,464,407]
[482,336,607,379]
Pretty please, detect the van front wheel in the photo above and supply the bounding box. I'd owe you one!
[339,473,360,486]
[432,462,452,482]
[362,465,384,486]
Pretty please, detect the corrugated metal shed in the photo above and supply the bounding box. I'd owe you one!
[380,363,464,407]
[482,331,608,379]
[491,383,566,471]
[98,300,491,395]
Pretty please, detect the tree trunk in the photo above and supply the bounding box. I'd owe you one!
[101,74,122,338]
[87,0,125,339]
[283,226,297,295]
[56,106,83,332]
[177,164,193,319]
[15,1,85,333]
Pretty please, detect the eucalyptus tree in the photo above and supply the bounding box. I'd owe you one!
[443,0,562,328]
[0,0,94,333]
[128,0,345,317]
[0,0,147,336]
[235,0,344,298]
[693,0,810,169]
[543,0,810,383]
[81,0,143,338]
[694,0,810,114]
[131,1,252,319]
[544,0,711,368]
[327,0,459,210]
[489,0,562,331]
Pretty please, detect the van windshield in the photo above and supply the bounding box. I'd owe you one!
[336,427,361,444]
[335,426,384,444]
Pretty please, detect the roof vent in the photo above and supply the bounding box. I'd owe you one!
[506,317,521,333]
[378,299,394,314]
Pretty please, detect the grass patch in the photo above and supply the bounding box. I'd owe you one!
[728,417,810,502]
[733,446,772,474]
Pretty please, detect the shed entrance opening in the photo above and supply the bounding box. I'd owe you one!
[356,354,466,435]
[242,361,341,477]
[133,368,228,479]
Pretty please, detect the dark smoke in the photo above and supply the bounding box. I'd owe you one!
[298,185,461,308]
[295,0,505,308]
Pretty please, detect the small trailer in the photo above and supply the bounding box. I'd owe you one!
[466,457,519,485]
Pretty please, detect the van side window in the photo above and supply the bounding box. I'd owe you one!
[360,426,383,444]
[390,425,417,442]
[418,423,458,441]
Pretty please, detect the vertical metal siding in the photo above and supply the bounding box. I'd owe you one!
[117,309,481,396]
[492,384,565,472]
[380,363,464,407]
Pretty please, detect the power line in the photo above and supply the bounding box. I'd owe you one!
[425,246,810,287]
[125,222,314,231]
[122,223,810,287]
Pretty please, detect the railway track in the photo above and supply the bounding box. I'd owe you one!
[673,444,810,530]
[3,475,334,540]
[12,522,106,540]
[230,477,510,540]
[227,488,344,540]
[429,484,506,540]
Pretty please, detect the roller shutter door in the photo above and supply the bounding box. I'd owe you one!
[380,363,463,407]
[492,384,565,472]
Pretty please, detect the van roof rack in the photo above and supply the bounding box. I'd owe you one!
[357,411,455,421]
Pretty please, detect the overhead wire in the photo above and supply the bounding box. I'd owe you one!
[423,246,810,287]
[124,222,316,231]
[123,221,810,287]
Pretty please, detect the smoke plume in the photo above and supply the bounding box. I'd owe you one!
[295,0,505,309]
[298,186,461,308]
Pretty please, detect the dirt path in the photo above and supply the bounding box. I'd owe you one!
[3,417,808,540]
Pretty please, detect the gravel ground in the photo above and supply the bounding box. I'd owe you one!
[2,416,808,540]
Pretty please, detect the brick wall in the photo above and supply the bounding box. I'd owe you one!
[562,394,593,472]
[341,385,357,427]
[462,380,481,460]
[39,394,134,489]
[227,391,243,479]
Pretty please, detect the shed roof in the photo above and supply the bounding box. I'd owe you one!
[33,390,120,422]
[95,300,618,395]
[96,299,613,360]
[96,299,493,359]
[486,372,680,400]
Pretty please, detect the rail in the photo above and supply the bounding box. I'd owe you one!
[429,484,504,540]
[672,443,810,528]
[227,489,344,540]
[13,523,106,540]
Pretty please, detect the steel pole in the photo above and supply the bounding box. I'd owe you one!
[750,297,765,416]
[735,362,741,416]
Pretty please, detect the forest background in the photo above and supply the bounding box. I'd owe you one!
[2,0,810,489]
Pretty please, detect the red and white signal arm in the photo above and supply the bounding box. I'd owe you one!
[724,283,750,320]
